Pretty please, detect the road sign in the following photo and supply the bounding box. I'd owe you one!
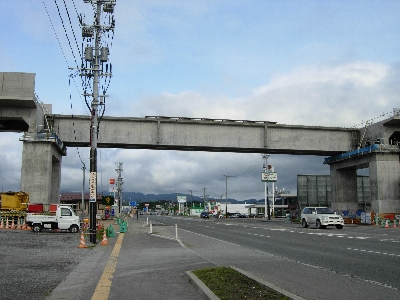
[130,201,137,207]
[102,196,115,205]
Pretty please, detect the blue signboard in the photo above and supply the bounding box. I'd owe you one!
[130,201,137,207]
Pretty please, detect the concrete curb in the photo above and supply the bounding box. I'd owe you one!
[149,230,303,300]
[230,266,305,300]
[186,271,220,300]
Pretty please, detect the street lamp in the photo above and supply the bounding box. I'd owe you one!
[225,175,236,218]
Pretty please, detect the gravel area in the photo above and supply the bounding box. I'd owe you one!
[0,229,90,300]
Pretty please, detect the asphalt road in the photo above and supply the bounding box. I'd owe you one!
[148,215,400,300]
[1,216,399,300]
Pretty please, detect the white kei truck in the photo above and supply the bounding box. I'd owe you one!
[26,205,80,233]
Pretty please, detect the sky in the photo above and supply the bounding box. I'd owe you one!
[1,0,400,201]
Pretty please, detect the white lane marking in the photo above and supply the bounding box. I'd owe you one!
[347,247,400,257]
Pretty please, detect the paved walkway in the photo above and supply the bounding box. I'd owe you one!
[46,217,214,300]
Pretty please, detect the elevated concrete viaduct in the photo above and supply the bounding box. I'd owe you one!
[47,114,358,155]
[1,72,399,215]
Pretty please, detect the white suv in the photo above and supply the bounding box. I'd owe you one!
[301,207,344,229]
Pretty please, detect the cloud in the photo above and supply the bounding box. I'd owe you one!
[0,133,23,192]
[129,61,396,127]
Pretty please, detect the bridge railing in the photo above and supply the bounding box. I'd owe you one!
[324,144,379,164]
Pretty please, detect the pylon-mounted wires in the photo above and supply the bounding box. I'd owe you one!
[53,0,80,71]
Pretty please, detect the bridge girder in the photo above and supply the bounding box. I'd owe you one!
[48,114,359,156]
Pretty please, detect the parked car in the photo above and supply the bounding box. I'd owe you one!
[301,207,344,229]
[199,211,209,218]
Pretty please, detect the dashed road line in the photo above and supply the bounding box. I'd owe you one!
[347,247,400,257]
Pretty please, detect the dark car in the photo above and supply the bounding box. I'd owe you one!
[199,211,209,218]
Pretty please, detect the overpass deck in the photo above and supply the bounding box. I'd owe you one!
[48,114,359,155]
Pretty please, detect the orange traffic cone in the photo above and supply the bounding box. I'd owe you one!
[16,218,22,230]
[101,230,109,246]
[6,218,10,229]
[22,218,29,230]
[77,231,88,248]
[385,219,389,228]
[11,218,15,229]
[0,219,4,229]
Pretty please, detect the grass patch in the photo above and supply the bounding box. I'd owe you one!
[192,267,290,300]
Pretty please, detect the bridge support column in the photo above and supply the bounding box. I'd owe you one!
[20,141,62,204]
[329,152,400,214]
[369,153,400,214]
[330,166,358,212]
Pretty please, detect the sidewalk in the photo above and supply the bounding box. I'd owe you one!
[46,216,214,300]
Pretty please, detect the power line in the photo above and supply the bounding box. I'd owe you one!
[61,0,82,61]
[53,0,80,69]
[207,162,262,198]
[43,1,90,113]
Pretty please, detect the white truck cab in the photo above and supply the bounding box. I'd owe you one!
[26,205,80,233]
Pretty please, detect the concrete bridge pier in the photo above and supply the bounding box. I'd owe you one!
[330,166,358,212]
[329,152,400,214]
[20,141,63,204]
[369,153,400,214]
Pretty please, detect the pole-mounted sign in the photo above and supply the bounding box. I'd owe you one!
[177,196,187,203]
[109,178,115,192]
[102,195,114,205]
[89,172,97,202]
[261,172,277,182]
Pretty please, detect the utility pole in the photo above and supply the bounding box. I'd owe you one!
[81,165,86,221]
[263,154,271,220]
[80,0,116,244]
[188,189,196,213]
[115,162,123,214]
[188,190,194,205]
[225,175,236,218]
[203,188,206,209]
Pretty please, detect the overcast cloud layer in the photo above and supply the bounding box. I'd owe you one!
[1,1,399,201]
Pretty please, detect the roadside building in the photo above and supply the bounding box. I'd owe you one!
[60,193,105,218]
[297,174,370,210]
